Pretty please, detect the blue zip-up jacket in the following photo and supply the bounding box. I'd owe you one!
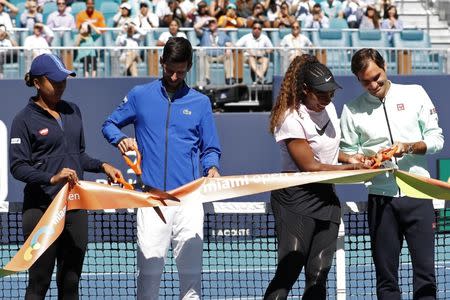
[102,79,221,191]
[9,98,104,209]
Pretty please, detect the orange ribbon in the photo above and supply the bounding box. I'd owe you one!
[3,167,450,277]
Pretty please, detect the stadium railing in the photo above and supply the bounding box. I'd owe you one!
[0,45,448,83]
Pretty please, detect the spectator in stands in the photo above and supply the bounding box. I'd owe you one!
[75,0,106,30]
[359,5,380,29]
[304,3,329,28]
[195,17,234,85]
[179,0,197,27]
[74,22,101,77]
[209,0,229,19]
[46,0,76,32]
[102,37,221,300]
[381,4,403,45]
[291,0,315,23]
[155,0,172,27]
[193,1,210,31]
[235,21,273,84]
[23,22,52,71]
[341,48,442,300]
[0,0,18,31]
[320,0,343,19]
[265,54,367,300]
[167,0,188,27]
[217,3,245,28]
[236,0,253,18]
[280,21,312,62]
[20,0,43,31]
[247,3,271,28]
[376,0,393,20]
[273,2,296,28]
[134,0,159,29]
[265,0,280,27]
[341,0,364,28]
[113,2,133,28]
[156,19,187,46]
[116,21,145,76]
[0,24,17,79]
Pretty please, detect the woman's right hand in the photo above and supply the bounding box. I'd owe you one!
[50,168,79,188]
[117,137,138,154]
[351,162,370,170]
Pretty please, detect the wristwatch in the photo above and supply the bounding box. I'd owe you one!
[407,144,414,154]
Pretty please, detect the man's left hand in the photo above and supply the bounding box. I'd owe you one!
[207,166,220,178]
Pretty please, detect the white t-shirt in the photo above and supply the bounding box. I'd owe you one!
[157,31,187,44]
[280,33,312,48]
[235,33,274,57]
[274,103,340,172]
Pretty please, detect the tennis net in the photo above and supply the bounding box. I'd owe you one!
[1,201,449,299]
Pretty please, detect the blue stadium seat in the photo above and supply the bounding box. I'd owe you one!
[42,2,57,23]
[70,1,86,21]
[311,29,351,74]
[237,28,251,40]
[392,30,442,74]
[329,18,349,29]
[100,1,119,27]
[15,2,26,28]
[351,30,396,74]
[65,30,109,77]
[186,29,200,46]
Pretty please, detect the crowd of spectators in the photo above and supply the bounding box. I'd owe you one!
[0,0,406,79]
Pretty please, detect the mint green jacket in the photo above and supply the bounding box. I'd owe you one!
[340,82,444,196]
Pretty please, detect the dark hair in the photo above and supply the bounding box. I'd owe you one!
[365,6,380,28]
[351,48,385,75]
[161,37,193,65]
[24,72,39,87]
[383,5,398,19]
[269,54,319,133]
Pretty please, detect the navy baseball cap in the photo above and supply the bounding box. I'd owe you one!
[29,53,76,82]
[304,62,341,92]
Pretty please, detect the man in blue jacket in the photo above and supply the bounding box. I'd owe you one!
[102,37,221,300]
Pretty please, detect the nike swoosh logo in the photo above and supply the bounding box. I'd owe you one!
[325,76,332,82]
[315,119,330,136]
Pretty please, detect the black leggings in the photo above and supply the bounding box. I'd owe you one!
[22,208,88,300]
[264,200,339,300]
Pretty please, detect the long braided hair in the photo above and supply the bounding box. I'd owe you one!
[269,54,319,134]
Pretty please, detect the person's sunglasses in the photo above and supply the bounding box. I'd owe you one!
[253,27,262,30]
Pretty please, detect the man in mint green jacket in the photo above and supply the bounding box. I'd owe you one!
[340,48,444,300]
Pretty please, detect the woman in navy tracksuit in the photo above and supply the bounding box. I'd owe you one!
[9,53,121,300]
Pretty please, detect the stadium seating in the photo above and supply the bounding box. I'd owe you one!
[15,2,26,28]
[311,28,351,74]
[351,29,397,74]
[100,1,119,27]
[392,30,442,74]
[42,1,57,24]
[70,1,86,20]
[64,30,109,77]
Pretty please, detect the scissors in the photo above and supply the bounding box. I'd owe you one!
[115,146,180,223]
[368,145,399,169]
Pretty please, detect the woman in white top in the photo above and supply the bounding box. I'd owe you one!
[264,54,368,299]
[156,19,187,46]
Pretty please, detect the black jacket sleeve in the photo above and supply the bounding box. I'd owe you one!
[9,117,54,184]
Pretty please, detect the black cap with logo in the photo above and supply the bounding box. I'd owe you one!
[304,62,342,92]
